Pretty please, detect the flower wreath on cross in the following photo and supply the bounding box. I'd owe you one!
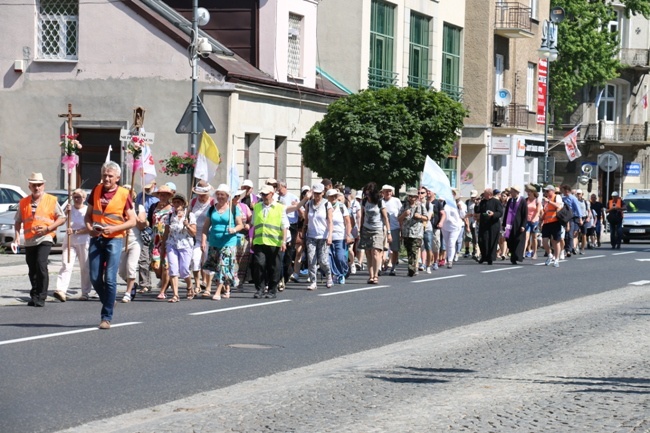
[125,135,145,170]
[60,134,82,173]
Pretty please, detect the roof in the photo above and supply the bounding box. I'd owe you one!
[123,0,347,98]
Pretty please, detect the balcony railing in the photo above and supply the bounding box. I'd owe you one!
[440,83,464,102]
[578,121,649,142]
[493,103,529,129]
[407,75,433,89]
[368,68,398,90]
[619,48,650,68]
[494,2,533,38]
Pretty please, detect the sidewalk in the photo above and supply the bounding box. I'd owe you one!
[57,283,650,433]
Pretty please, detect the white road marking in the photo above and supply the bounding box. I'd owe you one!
[630,280,650,286]
[613,251,636,256]
[0,322,142,346]
[318,285,389,296]
[411,275,466,284]
[636,258,650,262]
[189,299,291,315]
[577,255,606,260]
[482,266,523,273]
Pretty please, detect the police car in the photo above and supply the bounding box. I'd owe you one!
[622,189,650,243]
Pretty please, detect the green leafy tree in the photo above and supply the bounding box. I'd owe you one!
[301,87,467,188]
[552,0,650,122]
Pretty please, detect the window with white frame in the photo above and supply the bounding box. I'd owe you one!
[524,157,534,184]
[37,0,78,60]
[288,13,303,78]
[598,84,616,121]
[526,62,536,111]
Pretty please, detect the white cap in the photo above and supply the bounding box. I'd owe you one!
[576,189,583,194]
[312,183,325,193]
[612,191,619,197]
[326,189,341,197]
[242,179,254,188]
[381,184,394,191]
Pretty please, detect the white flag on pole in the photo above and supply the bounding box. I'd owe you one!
[228,161,241,193]
[420,155,457,209]
[140,145,157,187]
[105,145,112,163]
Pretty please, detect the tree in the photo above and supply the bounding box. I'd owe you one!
[552,0,650,122]
[300,87,467,188]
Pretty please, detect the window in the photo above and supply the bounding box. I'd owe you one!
[440,157,458,188]
[37,0,78,60]
[598,84,616,121]
[369,0,396,89]
[526,62,536,111]
[495,54,504,93]
[274,136,287,181]
[529,0,538,20]
[441,24,463,101]
[288,13,303,78]
[524,157,534,184]
[408,13,430,89]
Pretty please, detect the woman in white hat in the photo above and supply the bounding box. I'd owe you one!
[303,183,334,290]
[150,184,174,298]
[189,181,214,294]
[201,184,244,300]
[161,193,196,302]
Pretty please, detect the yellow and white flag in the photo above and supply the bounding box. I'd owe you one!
[194,130,220,182]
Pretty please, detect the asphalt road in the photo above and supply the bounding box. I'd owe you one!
[0,245,648,433]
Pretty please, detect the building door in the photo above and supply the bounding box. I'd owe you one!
[76,128,121,189]
[598,84,616,140]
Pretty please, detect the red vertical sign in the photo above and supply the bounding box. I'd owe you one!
[536,59,548,125]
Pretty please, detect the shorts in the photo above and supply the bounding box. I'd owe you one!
[587,227,596,236]
[191,242,205,272]
[359,229,385,251]
[388,229,400,252]
[422,230,433,252]
[525,221,539,233]
[577,223,587,235]
[542,221,562,242]
[430,229,441,253]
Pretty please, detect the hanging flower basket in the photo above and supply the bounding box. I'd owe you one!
[60,134,82,173]
[160,151,196,176]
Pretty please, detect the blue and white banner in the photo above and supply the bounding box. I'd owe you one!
[421,155,457,209]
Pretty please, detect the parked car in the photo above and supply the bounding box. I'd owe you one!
[622,189,650,243]
[0,184,27,213]
[0,189,89,252]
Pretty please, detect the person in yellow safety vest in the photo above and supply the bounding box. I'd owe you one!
[14,172,66,307]
[84,161,137,330]
[251,184,289,299]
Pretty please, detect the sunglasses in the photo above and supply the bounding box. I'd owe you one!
[72,195,83,199]
[31,183,44,187]
[419,191,426,195]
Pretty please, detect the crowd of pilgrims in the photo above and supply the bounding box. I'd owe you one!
[52,178,611,303]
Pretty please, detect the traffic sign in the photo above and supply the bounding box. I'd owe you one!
[175,97,216,134]
[598,151,620,173]
[625,162,641,176]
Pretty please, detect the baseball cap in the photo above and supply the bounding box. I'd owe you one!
[312,183,325,193]
[543,184,555,191]
[612,191,619,197]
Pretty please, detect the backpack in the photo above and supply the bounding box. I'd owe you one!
[556,204,573,225]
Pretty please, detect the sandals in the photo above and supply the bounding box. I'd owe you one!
[168,295,179,303]
[367,277,379,285]
[201,291,212,298]
[222,292,230,299]
[156,292,167,300]
[212,293,221,301]
[137,286,150,294]
[187,289,195,300]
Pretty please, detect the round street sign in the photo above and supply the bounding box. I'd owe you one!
[598,152,619,173]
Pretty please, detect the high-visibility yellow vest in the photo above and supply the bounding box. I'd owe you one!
[252,202,285,247]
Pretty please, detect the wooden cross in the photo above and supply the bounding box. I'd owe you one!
[58,103,82,134]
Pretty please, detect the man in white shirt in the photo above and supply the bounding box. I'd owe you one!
[381,185,402,275]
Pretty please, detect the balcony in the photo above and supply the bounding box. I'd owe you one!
[494,2,533,38]
[579,121,649,143]
[440,83,464,102]
[407,75,433,89]
[493,103,529,129]
[619,48,650,72]
[368,67,398,90]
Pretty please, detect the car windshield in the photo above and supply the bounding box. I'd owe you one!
[625,198,650,213]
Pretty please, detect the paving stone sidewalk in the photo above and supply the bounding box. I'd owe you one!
[58,283,650,433]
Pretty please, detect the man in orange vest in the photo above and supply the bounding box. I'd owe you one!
[540,184,564,268]
[84,161,136,329]
[14,173,66,307]
[606,191,626,249]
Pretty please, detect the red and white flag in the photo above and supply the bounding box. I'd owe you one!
[140,145,157,187]
[563,125,582,162]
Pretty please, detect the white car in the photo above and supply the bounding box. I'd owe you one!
[0,184,27,213]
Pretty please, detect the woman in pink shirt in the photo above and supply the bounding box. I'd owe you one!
[524,185,542,259]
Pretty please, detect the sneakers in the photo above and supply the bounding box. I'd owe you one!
[289,273,301,283]
[350,265,357,275]
[463,253,470,258]
[454,255,459,262]
[525,251,532,258]
[432,263,439,270]
[98,320,111,330]
[121,293,132,303]
[53,291,66,302]
[418,264,425,271]
[79,294,89,301]
[438,259,445,267]
[560,251,566,260]
[545,255,554,266]
[254,291,263,298]
[307,282,317,291]
[553,259,559,268]
[338,276,346,285]
[426,266,432,274]
[326,278,333,288]
[278,280,285,292]
[447,261,453,269]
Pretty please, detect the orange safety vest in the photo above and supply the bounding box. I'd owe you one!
[542,195,560,224]
[91,184,129,238]
[20,194,58,241]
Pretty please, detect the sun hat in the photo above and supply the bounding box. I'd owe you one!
[326,189,340,197]
[312,183,325,193]
[470,189,479,198]
[171,193,187,204]
[28,172,46,183]
[165,182,177,192]
[144,180,156,190]
[356,191,362,199]
[192,183,212,195]
[154,184,173,196]
[265,178,278,186]
[406,187,419,197]
[510,185,522,194]
[301,185,310,192]
[525,183,537,192]
[259,184,275,195]
[242,179,254,188]
[233,189,245,198]
[543,184,555,192]
[381,184,394,191]
[214,184,230,195]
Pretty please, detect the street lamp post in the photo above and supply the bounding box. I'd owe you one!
[538,19,558,184]
[189,1,211,155]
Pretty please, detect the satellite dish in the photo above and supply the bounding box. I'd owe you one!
[495,89,512,107]
[197,7,210,27]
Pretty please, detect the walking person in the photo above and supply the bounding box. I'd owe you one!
[303,183,334,290]
[606,191,626,249]
[189,181,214,294]
[359,182,391,284]
[590,193,605,247]
[201,185,243,300]
[162,193,197,302]
[277,180,300,289]
[149,185,174,298]
[250,184,288,299]
[118,187,147,303]
[441,193,464,269]
[540,184,564,268]
[524,184,542,259]
[381,185,402,275]
[475,188,503,265]
[135,180,158,295]
[85,161,136,329]
[398,188,427,276]
[55,188,92,301]
[502,185,528,264]
[15,172,66,306]
[327,188,352,284]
